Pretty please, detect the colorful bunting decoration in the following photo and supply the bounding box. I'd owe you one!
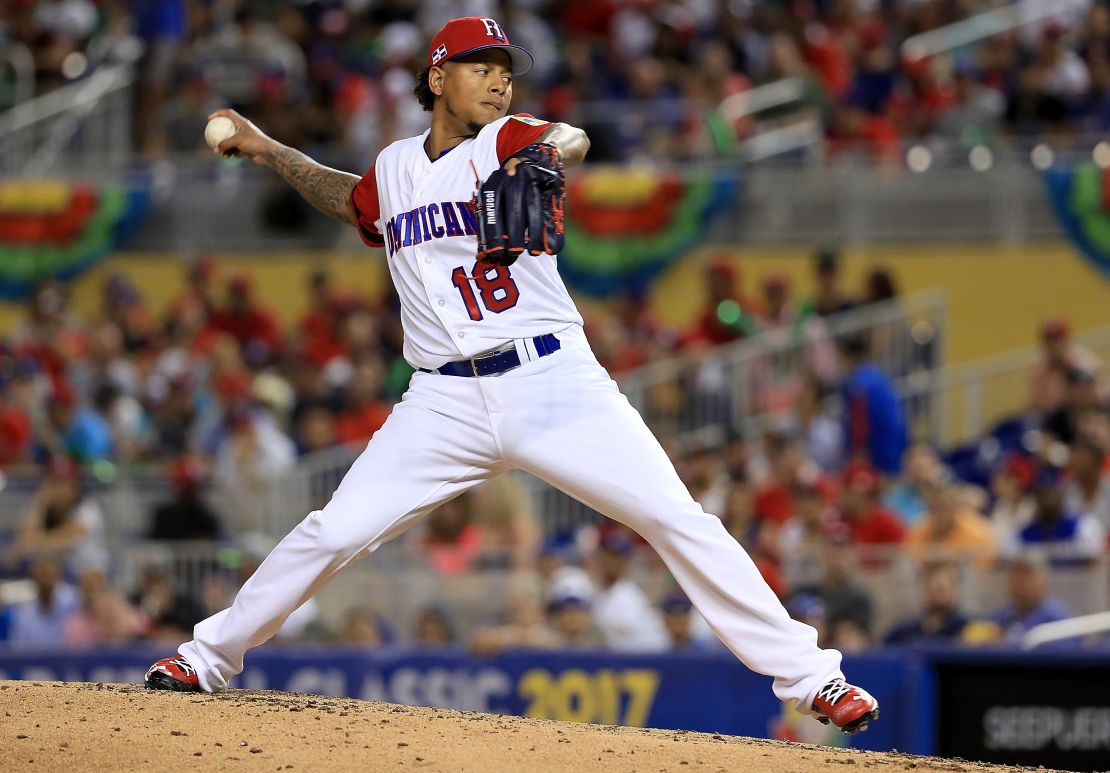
[559,167,738,296]
[0,179,150,299]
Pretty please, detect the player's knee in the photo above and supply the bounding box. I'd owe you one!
[306,509,372,558]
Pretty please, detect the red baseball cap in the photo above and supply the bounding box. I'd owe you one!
[842,461,880,496]
[427,17,533,76]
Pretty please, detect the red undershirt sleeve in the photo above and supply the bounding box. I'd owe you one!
[496,114,552,163]
[349,164,385,248]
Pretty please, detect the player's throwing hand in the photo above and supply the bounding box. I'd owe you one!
[206,108,276,165]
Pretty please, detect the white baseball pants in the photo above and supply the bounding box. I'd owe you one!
[179,325,843,708]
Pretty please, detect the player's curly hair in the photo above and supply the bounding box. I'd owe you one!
[414,67,434,112]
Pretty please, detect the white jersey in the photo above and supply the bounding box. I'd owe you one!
[349,114,583,370]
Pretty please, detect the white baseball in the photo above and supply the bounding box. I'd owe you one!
[204,116,238,153]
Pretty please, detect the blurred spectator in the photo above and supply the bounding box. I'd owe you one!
[293,400,339,456]
[838,462,906,556]
[990,553,1073,645]
[419,494,484,575]
[685,260,759,347]
[0,374,33,466]
[678,435,731,517]
[884,561,970,646]
[906,478,997,568]
[1018,471,1105,566]
[41,381,113,463]
[724,477,784,598]
[790,534,873,640]
[468,475,541,572]
[212,400,296,494]
[838,333,907,476]
[2,456,108,576]
[989,453,1037,557]
[755,434,832,527]
[299,269,349,367]
[168,253,218,324]
[827,618,872,653]
[751,274,838,413]
[341,606,393,647]
[1042,363,1106,446]
[795,375,844,474]
[148,455,224,541]
[470,572,560,655]
[2,555,79,650]
[884,442,944,525]
[590,531,669,652]
[660,591,717,652]
[777,474,838,587]
[334,359,391,446]
[807,248,856,319]
[209,274,283,362]
[63,567,146,646]
[545,566,605,649]
[414,605,457,647]
[1030,317,1087,415]
[1064,438,1110,530]
[130,564,204,642]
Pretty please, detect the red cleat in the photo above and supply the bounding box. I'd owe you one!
[811,679,879,734]
[145,656,201,692]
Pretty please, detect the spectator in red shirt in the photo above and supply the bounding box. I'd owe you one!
[685,259,761,347]
[335,359,391,446]
[209,273,282,361]
[0,365,32,465]
[755,434,836,526]
[168,253,218,324]
[839,461,906,557]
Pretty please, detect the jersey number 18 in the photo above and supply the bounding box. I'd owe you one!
[451,262,520,321]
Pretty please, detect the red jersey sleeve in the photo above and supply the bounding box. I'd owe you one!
[496,114,552,163]
[349,164,385,248]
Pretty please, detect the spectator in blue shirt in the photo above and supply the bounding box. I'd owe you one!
[991,553,1072,645]
[4,555,80,650]
[1019,471,1105,566]
[839,333,908,476]
[44,384,113,463]
[885,561,969,646]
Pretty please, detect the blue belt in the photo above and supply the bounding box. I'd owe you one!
[419,333,561,377]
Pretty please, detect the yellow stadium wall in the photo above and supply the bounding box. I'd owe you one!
[1,242,1106,368]
[654,243,1110,365]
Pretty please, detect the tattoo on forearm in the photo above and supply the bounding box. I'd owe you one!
[266,146,359,224]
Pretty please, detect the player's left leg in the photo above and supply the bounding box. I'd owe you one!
[494,328,876,730]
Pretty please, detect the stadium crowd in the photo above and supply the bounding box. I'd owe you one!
[0,246,1108,655]
[3,0,1109,162]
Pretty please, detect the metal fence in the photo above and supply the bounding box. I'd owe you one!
[0,62,135,176]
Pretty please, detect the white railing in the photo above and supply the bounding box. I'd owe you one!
[901,0,1072,60]
[1023,611,1110,650]
[0,63,135,175]
[910,324,1110,447]
[619,289,947,444]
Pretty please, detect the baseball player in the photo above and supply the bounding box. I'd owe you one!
[146,16,878,734]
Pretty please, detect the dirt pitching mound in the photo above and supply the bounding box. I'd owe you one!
[0,681,1052,772]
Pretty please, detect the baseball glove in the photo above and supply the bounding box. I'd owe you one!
[475,143,565,267]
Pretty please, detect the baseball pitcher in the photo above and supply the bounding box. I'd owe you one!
[146,16,878,734]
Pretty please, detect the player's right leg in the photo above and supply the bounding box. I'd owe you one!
[146,372,503,693]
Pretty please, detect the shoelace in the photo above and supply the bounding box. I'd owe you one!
[169,657,196,677]
[817,679,852,705]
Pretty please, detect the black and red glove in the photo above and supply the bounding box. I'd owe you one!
[474,143,565,267]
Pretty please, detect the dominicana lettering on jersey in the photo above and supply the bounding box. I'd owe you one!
[384,201,478,257]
